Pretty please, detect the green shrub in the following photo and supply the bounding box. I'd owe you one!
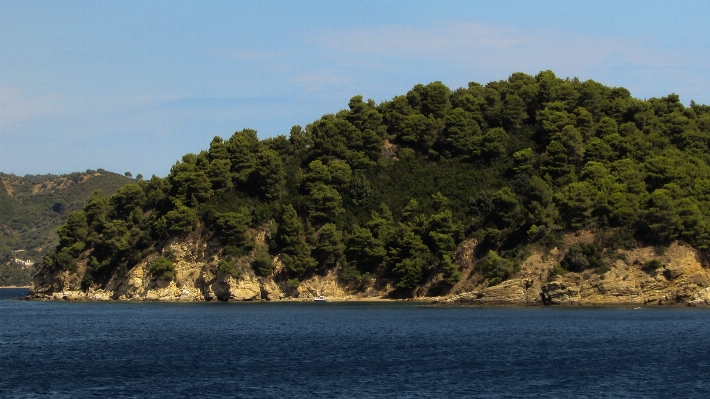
[338,261,371,284]
[550,264,567,276]
[285,278,300,292]
[163,248,177,262]
[653,245,667,256]
[150,216,168,238]
[597,228,637,251]
[215,209,251,246]
[165,203,197,234]
[398,147,415,159]
[68,242,86,257]
[393,257,428,289]
[441,255,461,285]
[217,259,240,279]
[596,263,612,274]
[149,256,176,280]
[55,249,76,272]
[251,249,275,276]
[560,243,607,273]
[607,250,628,262]
[477,250,517,286]
[538,230,563,250]
[80,271,93,290]
[67,262,78,274]
[223,245,246,260]
[644,259,664,270]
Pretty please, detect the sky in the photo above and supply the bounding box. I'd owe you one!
[1,0,709,177]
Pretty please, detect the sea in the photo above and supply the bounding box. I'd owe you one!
[1,288,709,398]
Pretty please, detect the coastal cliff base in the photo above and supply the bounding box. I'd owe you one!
[28,232,710,307]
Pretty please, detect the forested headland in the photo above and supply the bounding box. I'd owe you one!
[34,71,710,299]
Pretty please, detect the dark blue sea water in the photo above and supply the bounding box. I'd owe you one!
[1,288,709,398]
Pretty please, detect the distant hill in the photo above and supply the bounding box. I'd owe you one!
[0,170,134,285]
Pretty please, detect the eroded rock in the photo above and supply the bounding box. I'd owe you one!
[27,231,710,307]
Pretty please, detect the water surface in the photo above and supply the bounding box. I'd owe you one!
[1,288,709,398]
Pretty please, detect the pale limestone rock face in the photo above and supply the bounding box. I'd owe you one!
[476,279,528,304]
[382,139,399,161]
[689,287,710,306]
[455,238,478,265]
[112,264,148,300]
[144,281,183,301]
[362,285,386,298]
[295,271,350,298]
[624,247,656,265]
[541,275,582,304]
[54,290,84,301]
[206,272,261,301]
[271,255,285,275]
[443,238,479,296]
[664,244,702,279]
[210,275,231,301]
[458,252,557,305]
[88,289,112,301]
[533,243,710,306]
[27,227,710,306]
[229,274,261,301]
[593,278,642,297]
[130,238,215,301]
[518,253,553,280]
[196,266,217,300]
[541,267,647,306]
[260,280,282,301]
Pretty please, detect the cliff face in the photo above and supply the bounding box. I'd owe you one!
[28,229,395,302]
[446,242,710,307]
[28,232,710,306]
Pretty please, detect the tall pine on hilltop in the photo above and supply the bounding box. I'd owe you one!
[44,71,710,292]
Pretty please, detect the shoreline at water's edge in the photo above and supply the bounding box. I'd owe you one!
[0,286,30,289]
[432,301,710,308]
[18,294,427,303]
[18,293,710,307]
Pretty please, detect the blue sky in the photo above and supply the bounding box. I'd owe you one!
[1,0,709,177]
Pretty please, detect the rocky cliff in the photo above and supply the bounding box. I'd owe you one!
[28,227,394,302]
[442,241,710,307]
[27,229,710,306]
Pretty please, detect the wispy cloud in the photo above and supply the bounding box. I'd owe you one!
[0,87,184,135]
[210,48,290,60]
[0,88,66,125]
[307,22,709,100]
[294,70,349,93]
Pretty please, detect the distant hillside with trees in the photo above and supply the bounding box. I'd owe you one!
[0,170,134,285]
[38,71,710,294]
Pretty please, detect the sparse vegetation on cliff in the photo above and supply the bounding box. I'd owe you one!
[149,257,175,281]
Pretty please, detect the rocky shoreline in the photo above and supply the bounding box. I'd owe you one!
[26,232,710,307]
[21,291,710,308]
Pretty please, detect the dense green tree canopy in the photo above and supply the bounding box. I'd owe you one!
[42,71,710,291]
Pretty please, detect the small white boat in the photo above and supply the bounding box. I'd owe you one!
[313,295,327,302]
